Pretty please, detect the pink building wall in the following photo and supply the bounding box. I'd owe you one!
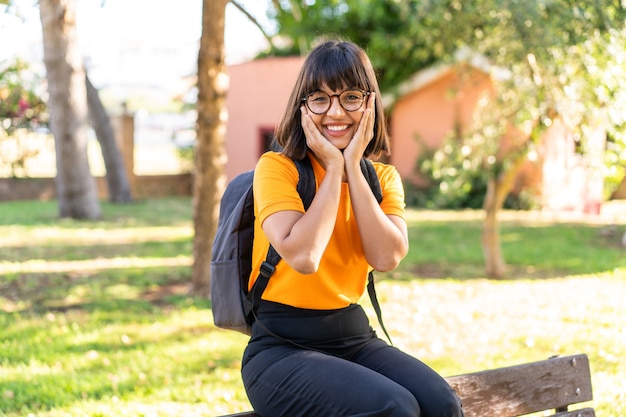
[388,66,491,183]
[225,56,304,180]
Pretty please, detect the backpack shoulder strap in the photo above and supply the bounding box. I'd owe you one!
[360,158,383,204]
[294,156,316,209]
[246,156,315,315]
[359,159,393,345]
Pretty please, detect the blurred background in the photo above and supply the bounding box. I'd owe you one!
[1,0,269,176]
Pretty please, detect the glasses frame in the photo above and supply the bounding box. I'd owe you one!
[301,89,371,115]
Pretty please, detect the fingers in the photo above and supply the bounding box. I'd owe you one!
[345,93,375,162]
[356,92,376,140]
[368,90,376,109]
[301,106,323,148]
[365,91,376,130]
[301,106,341,162]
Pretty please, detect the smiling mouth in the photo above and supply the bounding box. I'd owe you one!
[326,125,349,132]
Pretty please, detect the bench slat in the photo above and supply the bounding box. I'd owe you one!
[447,354,593,417]
[218,354,593,417]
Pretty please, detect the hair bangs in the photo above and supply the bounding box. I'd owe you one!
[302,46,370,94]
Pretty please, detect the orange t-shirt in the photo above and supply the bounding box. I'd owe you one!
[249,151,406,310]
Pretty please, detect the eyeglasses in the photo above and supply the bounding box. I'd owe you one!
[301,89,370,115]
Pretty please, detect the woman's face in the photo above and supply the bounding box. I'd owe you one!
[303,85,367,150]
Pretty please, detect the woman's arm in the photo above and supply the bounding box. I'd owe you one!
[261,157,343,275]
[342,93,408,271]
[346,164,409,272]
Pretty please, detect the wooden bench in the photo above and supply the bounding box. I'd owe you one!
[219,353,595,417]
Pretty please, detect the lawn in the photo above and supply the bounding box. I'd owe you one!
[1,197,625,416]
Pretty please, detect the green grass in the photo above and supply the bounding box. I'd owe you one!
[1,197,625,416]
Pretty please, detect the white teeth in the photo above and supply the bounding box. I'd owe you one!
[327,125,348,131]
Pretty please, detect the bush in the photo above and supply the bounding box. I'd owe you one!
[410,134,488,209]
[409,134,539,210]
[0,59,47,134]
[0,59,49,178]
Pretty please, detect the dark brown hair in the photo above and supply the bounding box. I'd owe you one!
[274,39,390,160]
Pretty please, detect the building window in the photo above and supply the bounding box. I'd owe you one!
[260,127,275,154]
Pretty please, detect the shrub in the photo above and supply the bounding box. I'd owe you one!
[410,134,539,210]
[0,59,49,178]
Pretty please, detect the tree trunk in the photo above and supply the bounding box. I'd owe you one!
[191,0,229,297]
[482,178,506,278]
[85,74,132,203]
[481,154,528,278]
[39,0,101,219]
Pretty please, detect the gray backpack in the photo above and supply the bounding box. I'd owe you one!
[210,156,391,343]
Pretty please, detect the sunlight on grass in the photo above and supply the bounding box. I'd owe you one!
[0,256,192,275]
[1,198,625,416]
[2,226,193,247]
[104,284,141,300]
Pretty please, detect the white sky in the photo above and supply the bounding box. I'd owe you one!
[0,0,270,61]
[0,0,270,103]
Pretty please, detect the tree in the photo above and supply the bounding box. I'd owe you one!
[39,0,101,219]
[191,0,229,296]
[85,74,133,203]
[442,2,626,277]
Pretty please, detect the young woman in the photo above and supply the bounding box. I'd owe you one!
[241,39,465,417]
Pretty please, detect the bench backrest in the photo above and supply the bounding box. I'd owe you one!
[447,353,594,417]
[218,354,595,417]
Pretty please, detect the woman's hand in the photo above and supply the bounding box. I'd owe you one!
[300,106,343,170]
[343,92,375,168]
